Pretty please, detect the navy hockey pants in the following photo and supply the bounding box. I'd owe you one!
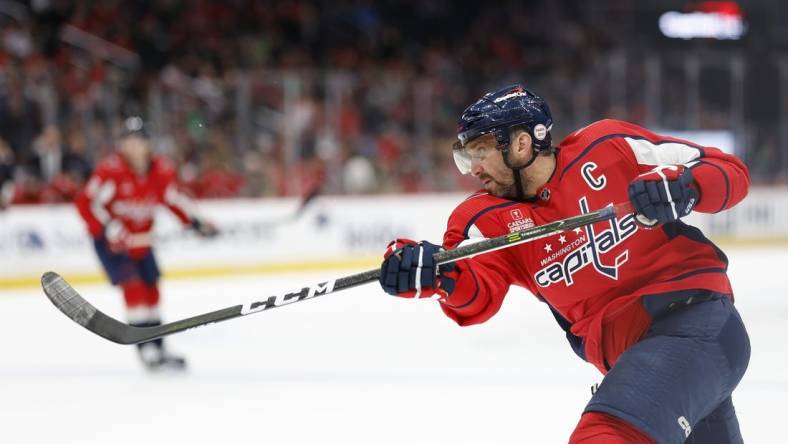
[584,290,750,443]
[93,238,160,286]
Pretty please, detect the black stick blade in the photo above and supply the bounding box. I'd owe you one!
[41,271,98,328]
[41,271,137,344]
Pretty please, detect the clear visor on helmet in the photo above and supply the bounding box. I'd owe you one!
[453,125,505,174]
[452,138,499,175]
[452,141,473,175]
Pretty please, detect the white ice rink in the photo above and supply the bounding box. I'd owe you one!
[1,247,786,444]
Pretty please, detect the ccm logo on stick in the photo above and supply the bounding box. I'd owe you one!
[241,281,337,315]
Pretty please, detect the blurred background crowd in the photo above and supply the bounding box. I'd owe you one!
[0,0,786,205]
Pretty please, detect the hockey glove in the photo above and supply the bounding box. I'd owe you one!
[191,217,219,238]
[379,239,457,299]
[104,219,130,253]
[628,165,698,227]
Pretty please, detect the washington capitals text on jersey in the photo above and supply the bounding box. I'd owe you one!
[535,197,637,288]
[437,119,749,374]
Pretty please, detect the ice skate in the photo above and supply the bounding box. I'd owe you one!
[138,342,187,372]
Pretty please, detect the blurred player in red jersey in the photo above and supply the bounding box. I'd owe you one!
[76,117,218,371]
[379,85,750,443]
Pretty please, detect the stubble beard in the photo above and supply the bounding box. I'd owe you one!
[484,170,531,200]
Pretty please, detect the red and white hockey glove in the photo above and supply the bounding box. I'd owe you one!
[628,165,698,228]
[379,239,458,299]
[104,219,130,253]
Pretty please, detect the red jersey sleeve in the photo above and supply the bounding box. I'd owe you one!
[437,195,521,326]
[75,160,120,238]
[605,120,750,213]
[153,156,194,225]
[686,149,749,213]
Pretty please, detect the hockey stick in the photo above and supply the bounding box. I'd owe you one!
[256,184,322,228]
[41,201,634,345]
[119,186,322,249]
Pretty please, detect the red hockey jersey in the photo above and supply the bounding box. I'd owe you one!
[439,119,749,374]
[75,153,194,257]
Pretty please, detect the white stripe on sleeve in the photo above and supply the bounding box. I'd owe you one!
[414,245,424,298]
[625,137,701,166]
[454,224,489,260]
[456,224,487,249]
[164,184,196,217]
[89,179,116,225]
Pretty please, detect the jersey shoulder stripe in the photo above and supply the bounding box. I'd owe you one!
[463,201,519,238]
[449,192,520,239]
[558,133,630,182]
[558,134,706,183]
[558,119,710,182]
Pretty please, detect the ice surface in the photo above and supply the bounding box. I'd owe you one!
[1,247,785,443]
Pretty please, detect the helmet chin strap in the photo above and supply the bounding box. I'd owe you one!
[502,148,540,201]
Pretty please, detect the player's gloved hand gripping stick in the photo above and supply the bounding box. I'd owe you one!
[41,201,634,345]
[628,165,698,228]
[379,239,458,299]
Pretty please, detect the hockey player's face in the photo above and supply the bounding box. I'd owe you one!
[120,136,152,175]
[466,134,516,198]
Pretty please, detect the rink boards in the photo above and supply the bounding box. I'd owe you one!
[2,188,788,289]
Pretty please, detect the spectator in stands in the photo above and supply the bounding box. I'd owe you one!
[0,81,43,164]
[30,125,65,183]
[62,125,93,182]
[0,0,780,200]
[0,138,15,209]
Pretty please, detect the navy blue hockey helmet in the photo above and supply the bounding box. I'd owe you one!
[453,84,553,174]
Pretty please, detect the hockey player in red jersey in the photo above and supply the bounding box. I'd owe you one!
[379,85,750,443]
[75,117,218,371]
